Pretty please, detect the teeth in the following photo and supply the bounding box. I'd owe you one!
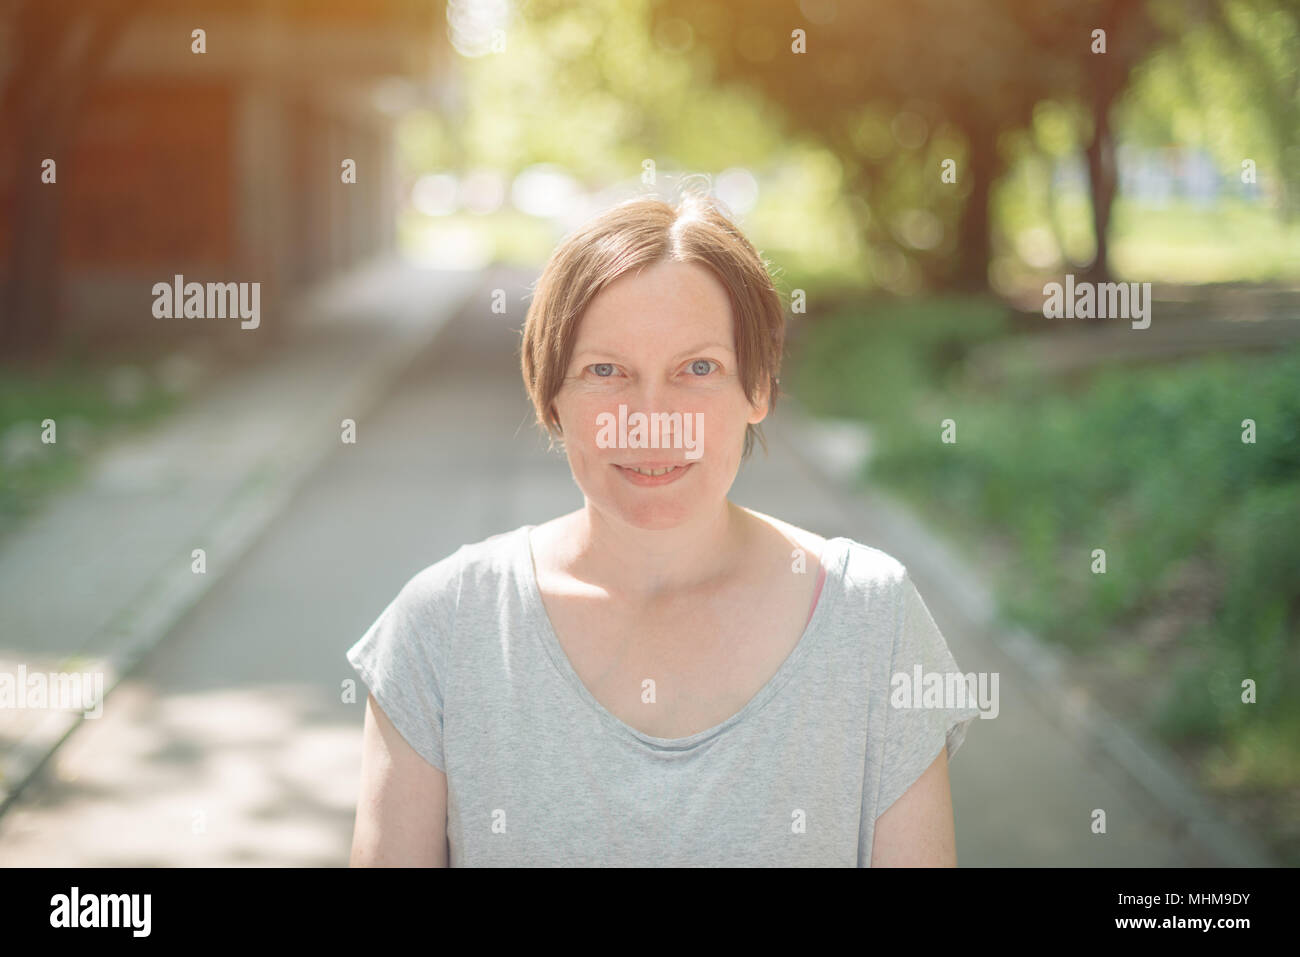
[628,465,680,476]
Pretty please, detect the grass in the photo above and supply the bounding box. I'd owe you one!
[995,188,1300,287]
[788,295,1300,863]
[0,349,189,541]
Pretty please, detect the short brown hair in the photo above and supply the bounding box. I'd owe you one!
[520,194,785,459]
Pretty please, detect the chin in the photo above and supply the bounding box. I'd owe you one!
[613,498,698,531]
[584,473,713,531]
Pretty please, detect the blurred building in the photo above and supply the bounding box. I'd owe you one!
[0,0,452,345]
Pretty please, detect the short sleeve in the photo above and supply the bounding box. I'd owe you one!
[874,570,981,819]
[345,554,460,773]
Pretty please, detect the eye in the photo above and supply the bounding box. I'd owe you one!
[588,362,616,377]
[687,359,718,376]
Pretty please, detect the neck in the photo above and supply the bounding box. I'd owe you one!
[562,500,753,600]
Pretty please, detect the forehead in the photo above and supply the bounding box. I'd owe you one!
[577,259,732,341]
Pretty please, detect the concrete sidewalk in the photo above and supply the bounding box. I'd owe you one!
[0,257,485,815]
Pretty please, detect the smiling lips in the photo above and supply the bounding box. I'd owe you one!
[614,461,695,486]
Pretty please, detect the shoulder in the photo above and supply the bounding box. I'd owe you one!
[389,524,529,614]
[740,507,828,564]
[827,538,913,629]
[741,508,908,592]
[838,538,908,588]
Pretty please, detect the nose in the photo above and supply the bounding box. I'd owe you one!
[628,376,667,417]
[634,378,686,441]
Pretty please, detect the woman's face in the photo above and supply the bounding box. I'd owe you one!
[552,258,767,531]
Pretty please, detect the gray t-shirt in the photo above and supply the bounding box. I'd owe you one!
[346,524,980,866]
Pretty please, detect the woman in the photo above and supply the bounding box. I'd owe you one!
[347,193,980,867]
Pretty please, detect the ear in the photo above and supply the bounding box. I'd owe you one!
[746,377,772,426]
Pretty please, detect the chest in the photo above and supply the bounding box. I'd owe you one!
[537,576,817,739]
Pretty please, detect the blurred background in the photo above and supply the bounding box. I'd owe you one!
[0,0,1296,866]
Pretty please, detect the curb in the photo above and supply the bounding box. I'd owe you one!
[0,265,488,819]
[774,402,1277,867]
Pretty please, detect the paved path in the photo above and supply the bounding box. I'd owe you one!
[0,256,482,823]
[0,265,1264,865]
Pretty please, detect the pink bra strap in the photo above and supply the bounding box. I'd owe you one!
[805,559,828,627]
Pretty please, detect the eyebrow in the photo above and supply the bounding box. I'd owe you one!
[571,342,735,363]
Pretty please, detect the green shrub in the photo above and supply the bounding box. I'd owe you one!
[791,301,1300,802]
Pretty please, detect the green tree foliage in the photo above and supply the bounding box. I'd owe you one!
[649,0,1171,289]
[1128,0,1300,221]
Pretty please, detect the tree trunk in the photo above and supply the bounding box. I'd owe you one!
[952,123,997,292]
[1083,91,1117,288]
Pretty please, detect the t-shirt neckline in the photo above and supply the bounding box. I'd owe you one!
[515,524,848,752]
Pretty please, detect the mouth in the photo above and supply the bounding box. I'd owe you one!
[613,462,695,486]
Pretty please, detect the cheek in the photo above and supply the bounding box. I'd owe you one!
[557,392,616,452]
[698,389,754,442]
